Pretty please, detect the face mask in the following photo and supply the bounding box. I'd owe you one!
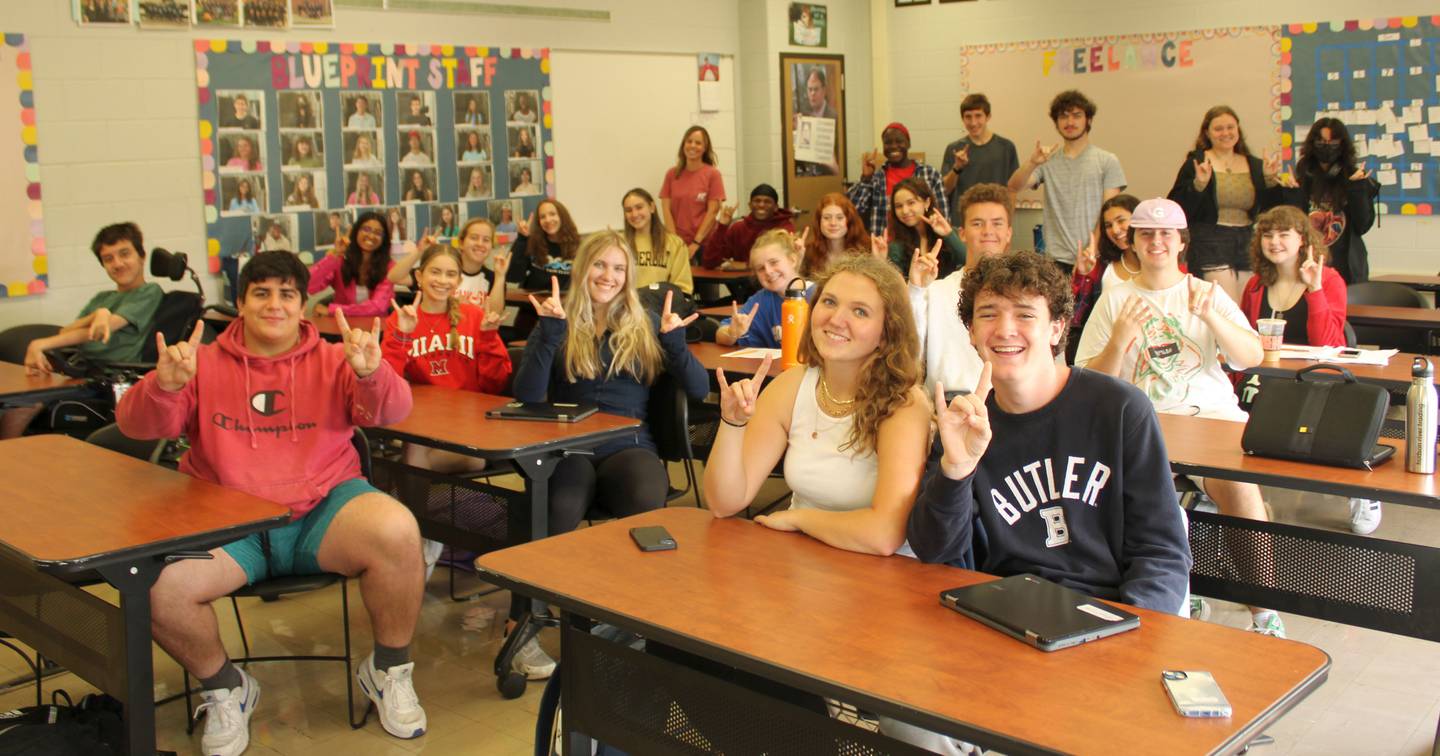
[1312,143,1342,164]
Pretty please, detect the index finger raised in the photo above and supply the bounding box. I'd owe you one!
[187,319,205,347]
[973,361,993,404]
[754,353,773,380]
[661,289,674,318]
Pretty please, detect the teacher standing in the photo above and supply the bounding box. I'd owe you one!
[660,126,726,265]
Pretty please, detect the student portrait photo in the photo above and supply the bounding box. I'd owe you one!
[344,130,384,168]
[242,0,289,28]
[505,90,539,124]
[314,208,350,249]
[402,168,438,203]
[508,160,542,196]
[278,91,321,129]
[399,91,435,127]
[222,174,266,215]
[218,132,265,172]
[342,92,383,130]
[398,130,436,167]
[194,0,240,27]
[454,92,490,126]
[460,164,493,199]
[345,169,385,207]
[282,171,324,210]
[218,90,264,130]
[282,131,325,168]
[507,125,538,159]
[252,214,297,252]
[457,129,492,163]
[489,198,523,235]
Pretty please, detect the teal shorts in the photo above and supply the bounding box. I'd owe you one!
[223,478,380,585]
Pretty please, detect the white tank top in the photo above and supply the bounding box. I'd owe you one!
[784,367,877,512]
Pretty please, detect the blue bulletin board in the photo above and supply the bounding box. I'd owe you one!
[193,39,554,273]
[1282,16,1440,216]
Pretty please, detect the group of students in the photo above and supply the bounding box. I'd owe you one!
[7,84,1382,755]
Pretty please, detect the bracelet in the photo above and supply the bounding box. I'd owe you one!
[722,416,748,428]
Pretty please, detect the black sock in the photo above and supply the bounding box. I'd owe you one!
[199,659,243,692]
[373,642,410,672]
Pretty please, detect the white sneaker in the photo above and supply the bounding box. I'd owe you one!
[422,538,445,581]
[194,669,260,756]
[1248,612,1287,639]
[1349,498,1382,535]
[357,654,427,739]
[512,635,556,680]
[1189,597,1212,622]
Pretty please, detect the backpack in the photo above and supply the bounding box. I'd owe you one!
[0,693,126,756]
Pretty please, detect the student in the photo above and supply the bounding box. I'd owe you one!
[347,172,380,206]
[1282,118,1378,283]
[704,253,930,555]
[311,211,397,317]
[228,178,260,213]
[510,92,538,124]
[1074,198,1283,637]
[1008,90,1126,274]
[117,251,424,755]
[512,231,708,674]
[847,122,947,236]
[403,170,434,202]
[398,131,431,166]
[389,219,506,311]
[908,183,1013,393]
[222,93,261,129]
[1069,194,1141,363]
[463,165,490,198]
[660,125,726,260]
[349,134,382,167]
[461,96,485,126]
[511,128,536,158]
[939,93,1020,226]
[21,222,163,376]
[894,250,1191,753]
[286,134,323,168]
[347,96,377,129]
[511,166,541,196]
[509,199,581,290]
[400,95,431,126]
[714,229,801,348]
[621,187,694,294]
[886,177,964,280]
[291,95,316,128]
[460,130,488,163]
[802,193,882,276]
[1167,105,1285,303]
[702,184,795,270]
[225,135,261,171]
[259,220,291,252]
[284,173,320,209]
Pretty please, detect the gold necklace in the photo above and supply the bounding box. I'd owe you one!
[818,373,854,406]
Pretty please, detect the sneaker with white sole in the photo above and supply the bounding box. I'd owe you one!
[357,654,426,739]
[1189,597,1212,622]
[422,538,445,581]
[194,669,260,756]
[512,635,556,680]
[1248,612,1286,638]
[1349,498,1382,535]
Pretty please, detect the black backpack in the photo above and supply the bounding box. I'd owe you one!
[0,693,127,756]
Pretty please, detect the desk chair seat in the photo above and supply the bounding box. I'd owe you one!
[648,373,711,508]
[0,324,60,366]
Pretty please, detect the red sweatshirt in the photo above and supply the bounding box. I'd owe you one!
[308,254,397,316]
[702,208,796,268]
[1238,266,1348,347]
[117,318,413,518]
[381,303,512,393]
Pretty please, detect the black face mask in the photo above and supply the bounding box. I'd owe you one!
[1312,143,1342,165]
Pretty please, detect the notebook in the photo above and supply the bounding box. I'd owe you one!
[939,574,1140,652]
[484,401,599,423]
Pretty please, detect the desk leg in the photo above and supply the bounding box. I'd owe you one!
[97,559,163,756]
[493,451,559,698]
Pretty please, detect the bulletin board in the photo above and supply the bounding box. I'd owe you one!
[1281,17,1440,215]
[0,33,44,299]
[193,39,555,273]
[958,28,1281,206]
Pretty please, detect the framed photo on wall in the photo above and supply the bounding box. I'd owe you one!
[788,4,827,48]
[779,53,846,226]
[894,0,931,6]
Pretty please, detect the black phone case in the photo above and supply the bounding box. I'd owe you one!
[630,526,676,552]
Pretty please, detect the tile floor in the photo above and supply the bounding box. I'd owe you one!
[1,472,1437,755]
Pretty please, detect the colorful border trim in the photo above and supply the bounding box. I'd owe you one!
[4,33,44,298]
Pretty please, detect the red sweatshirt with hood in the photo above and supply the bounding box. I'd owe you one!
[117,318,413,519]
[702,208,796,268]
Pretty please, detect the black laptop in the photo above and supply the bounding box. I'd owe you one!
[485,401,599,423]
[940,574,1140,652]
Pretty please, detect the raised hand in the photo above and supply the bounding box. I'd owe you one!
[659,289,699,335]
[926,209,954,239]
[328,235,348,258]
[313,303,331,317]
[729,301,759,338]
[934,364,993,480]
[1075,229,1099,277]
[156,320,205,392]
[861,149,883,178]
[528,275,566,320]
[1298,245,1323,292]
[516,213,532,237]
[1350,166,1371,181]
[87,308,112,344]
[869,233,888,259]
[952,144,970,172]
[716,204,736,225]
[909,238,943,289]
[395,291,421,334]
[1192,158,1214,190]
[1030,141,1059,166]
[1187,276,1216,319]
[336,310,383,378]
[1111,294,1151,347]
[1262,149,1283,178]
[716,354,772,426]
[479,309,504,331]
[792,226,811,258]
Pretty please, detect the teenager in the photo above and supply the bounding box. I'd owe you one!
[391,218,507,311]
[939,93,1020,226]
[660,125,726,260]
[847,122,947,236]
[802,193,883,276]
[1069,194,1141,363]
[349,133,381,167]
[311,210,397,317]
[702,184,796,270]
[223,93,261,129]
[347,96,376,129]
[284,173,320,209]
[460,130,489,163]
[1008,90,1126,274]
[117,251,425,754]
[1282,118,1378,283]
[714,229,802,349]
[1167,105,1285,303]
[885,177,964,280]
[347,172,380,206]
[228,178,260,213]
[225,135,261,171]
[286,134,323,169]
[399,131,432,167]
[1075,198,1283,637]
[509,199,582,290]
[621,187,694,294]
[403,170,434,203]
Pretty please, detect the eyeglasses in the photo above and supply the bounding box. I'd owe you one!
[357,225,384,238]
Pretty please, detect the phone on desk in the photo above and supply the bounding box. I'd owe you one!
[629,526,676,552]
[1162,670,1231,718]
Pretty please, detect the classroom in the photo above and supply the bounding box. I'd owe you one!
[0,0,1438,754]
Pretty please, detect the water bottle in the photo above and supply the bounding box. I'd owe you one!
[780,277,809,371]
[1407,357,1436,474]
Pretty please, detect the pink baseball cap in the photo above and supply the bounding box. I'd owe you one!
[1128,198,1187,229]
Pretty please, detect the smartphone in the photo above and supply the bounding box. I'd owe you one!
[1162,670,1232,718]
[629,526,677,552]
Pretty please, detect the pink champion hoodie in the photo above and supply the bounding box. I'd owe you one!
[117,318,413,519]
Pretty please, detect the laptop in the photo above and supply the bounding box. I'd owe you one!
[939,574,1140,652]
[485,401,599,423]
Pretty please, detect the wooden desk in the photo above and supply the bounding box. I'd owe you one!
[688,341,783,379]
[478,508,1329,755]
[697,304,731,319]
[1243,354,1434,392]
[505,288,545,306]
[1373,274,1440,293]
[309,313,380,339]
[0,435,289,756]
[0,361,85,406]
[692,266,752,284]
[1346,303,1440,329]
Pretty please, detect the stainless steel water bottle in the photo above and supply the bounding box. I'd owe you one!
[1407,357,1436,474]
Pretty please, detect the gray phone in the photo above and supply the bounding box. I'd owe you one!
[1162,670,1232,718]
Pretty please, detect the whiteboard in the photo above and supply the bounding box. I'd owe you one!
[549,50,738,232]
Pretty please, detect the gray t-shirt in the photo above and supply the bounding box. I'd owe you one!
[1032,144,1127,264]
[940,134,1020,224]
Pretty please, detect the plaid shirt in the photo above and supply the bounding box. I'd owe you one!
[846,161,948,237]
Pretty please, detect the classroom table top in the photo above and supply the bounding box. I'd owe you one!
[0,360,83,402]
[0,434,290,571]
[1157,413,1440,509]
[697,304,732,319]
[1372,274,1440,292]
[478,507,1330,756]
[373,385,641,459]
[1243,353,1436,391]
[692,266,753,282]
[1346,303,1440,329]
[309,313,381,338]
[688,341,783,379]
[504,288,544,305]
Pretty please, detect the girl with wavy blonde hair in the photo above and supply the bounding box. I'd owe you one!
[704,252,932,556]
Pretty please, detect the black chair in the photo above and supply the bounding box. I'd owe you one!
[0,632,42,706]
[84,423,166,465]
[647,373,713,508]
[0,324,61,366]
[1347,281,1431,353]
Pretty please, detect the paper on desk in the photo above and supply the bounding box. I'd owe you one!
[724,347,782,360]
[1277,345,1399,365]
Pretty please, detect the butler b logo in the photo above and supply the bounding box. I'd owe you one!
[250,390,285,416]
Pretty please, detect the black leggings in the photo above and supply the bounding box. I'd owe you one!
[549,447,669,535]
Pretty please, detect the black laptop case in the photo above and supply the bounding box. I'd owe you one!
[1241,364,1394,469]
